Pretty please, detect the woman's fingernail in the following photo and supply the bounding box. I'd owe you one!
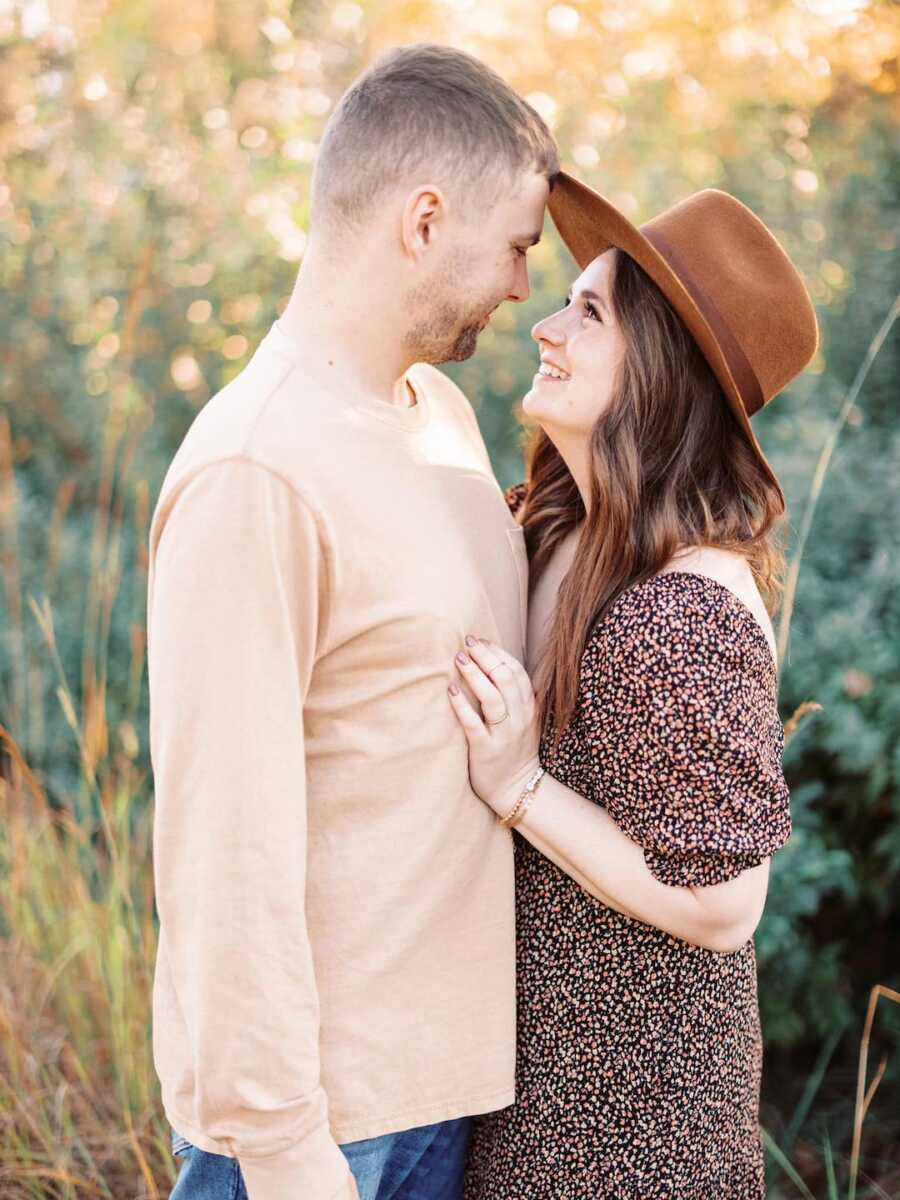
[448,684,460,696]
[465,635,477,647]
[456,652,469,665]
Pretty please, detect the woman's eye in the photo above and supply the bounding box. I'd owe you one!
[584,301,601,322]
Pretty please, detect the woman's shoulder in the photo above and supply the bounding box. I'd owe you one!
[660,546,776,650]
[590,565,778,686]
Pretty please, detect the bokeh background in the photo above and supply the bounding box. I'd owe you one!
[1,1,898,1196]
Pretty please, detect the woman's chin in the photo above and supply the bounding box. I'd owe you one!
[522,387,565,432]
[522,380,592,439]
[522,387,549,420]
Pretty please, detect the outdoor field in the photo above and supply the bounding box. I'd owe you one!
[0,1,898,1196]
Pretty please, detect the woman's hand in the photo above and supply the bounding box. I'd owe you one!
[448,637,542,818]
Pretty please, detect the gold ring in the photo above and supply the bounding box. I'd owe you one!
[486,711,510,726]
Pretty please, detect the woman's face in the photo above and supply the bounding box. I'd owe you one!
[522,250,627,437]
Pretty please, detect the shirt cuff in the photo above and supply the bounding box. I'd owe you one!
[238,1122,359,1200]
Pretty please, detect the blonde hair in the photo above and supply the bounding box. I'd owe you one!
[311,44,559,231]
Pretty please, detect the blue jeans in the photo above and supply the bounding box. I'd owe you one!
[169,1117,472,1200]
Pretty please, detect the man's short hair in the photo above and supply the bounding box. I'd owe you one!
[311,44,560,230]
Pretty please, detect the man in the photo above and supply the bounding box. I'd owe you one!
[147,43,558,1200]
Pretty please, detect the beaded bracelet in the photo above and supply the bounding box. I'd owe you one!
[499,766,546,829]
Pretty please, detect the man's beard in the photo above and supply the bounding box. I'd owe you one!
[404,299,491,365]
[425,311,484,363]
[402,252,496,365]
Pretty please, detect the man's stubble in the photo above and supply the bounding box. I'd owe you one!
[402,245,498,365]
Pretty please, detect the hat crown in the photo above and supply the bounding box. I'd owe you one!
[548,175,819,425]
[640,190,818,409]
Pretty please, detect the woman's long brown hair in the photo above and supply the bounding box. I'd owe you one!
[520,250,787,746]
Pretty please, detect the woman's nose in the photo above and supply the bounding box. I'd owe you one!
[531,313,565,345]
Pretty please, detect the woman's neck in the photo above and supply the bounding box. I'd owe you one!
[540,425,593,516]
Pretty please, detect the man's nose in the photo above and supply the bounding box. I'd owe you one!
[507,258,530,304]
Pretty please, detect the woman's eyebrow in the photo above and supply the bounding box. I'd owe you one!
[565,287,608,309]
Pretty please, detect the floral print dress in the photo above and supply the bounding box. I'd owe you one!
[463,490,792,1200]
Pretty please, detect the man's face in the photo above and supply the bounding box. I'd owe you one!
[403,171,550,365]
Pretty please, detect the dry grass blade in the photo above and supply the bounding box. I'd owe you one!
[0,1166,109,1197]
[849,984,900,1200]
[783,700,824,745]
[777,294,900,666]
[0,415,25,732]
[862,1056,888,1121]
[124,1109,161,1200]
[0,724,48,811]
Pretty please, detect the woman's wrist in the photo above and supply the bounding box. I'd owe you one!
[499,766,546,828]
[486,756,543,820]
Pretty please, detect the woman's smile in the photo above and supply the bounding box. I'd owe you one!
[534,359,571,383]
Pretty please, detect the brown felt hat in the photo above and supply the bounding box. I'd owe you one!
[548,172,819,497]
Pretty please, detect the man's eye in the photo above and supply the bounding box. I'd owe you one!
[515,246,528,258]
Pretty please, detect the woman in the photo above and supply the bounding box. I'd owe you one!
[449,177,818,1198]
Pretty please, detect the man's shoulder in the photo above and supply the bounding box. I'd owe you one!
[158,339,334,500]
[409,363,486,442]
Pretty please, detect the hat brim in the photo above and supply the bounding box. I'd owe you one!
[548,172,784,501]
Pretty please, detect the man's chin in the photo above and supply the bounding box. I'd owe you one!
[437,325,483,364]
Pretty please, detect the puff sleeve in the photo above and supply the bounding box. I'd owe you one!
[578,574,791,888]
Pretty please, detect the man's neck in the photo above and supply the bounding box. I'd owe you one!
[277,254,415,405]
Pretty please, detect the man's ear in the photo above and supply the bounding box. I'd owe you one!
[401,185,447,260]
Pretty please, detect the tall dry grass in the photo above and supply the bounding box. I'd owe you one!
[0,306,171,1195]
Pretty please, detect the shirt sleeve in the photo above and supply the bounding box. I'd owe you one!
[578,580,792,888]
[147,458,357,1200]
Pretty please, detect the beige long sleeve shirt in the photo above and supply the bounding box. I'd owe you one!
[147,321,527,1199]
